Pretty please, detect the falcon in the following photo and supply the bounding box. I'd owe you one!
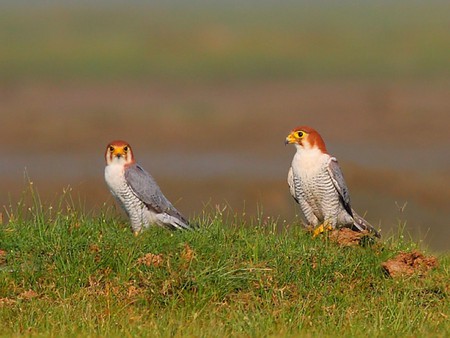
[285,126,380,237]
[104,140,191,233]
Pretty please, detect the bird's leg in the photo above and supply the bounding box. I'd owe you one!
[312,220,333,237]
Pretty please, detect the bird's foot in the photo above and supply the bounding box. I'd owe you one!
[312,223,333,238]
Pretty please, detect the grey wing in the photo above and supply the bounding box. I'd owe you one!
[124,164,189,224]
[326,158,353,217]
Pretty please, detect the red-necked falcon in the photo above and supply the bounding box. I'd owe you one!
[104,140,191,233]
[285,126,380,237]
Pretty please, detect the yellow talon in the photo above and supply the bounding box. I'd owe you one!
[313,224,325,237]
[312,223,333,237]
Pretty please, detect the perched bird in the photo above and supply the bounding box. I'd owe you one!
[104,140,191,233]
[285,126,380,237]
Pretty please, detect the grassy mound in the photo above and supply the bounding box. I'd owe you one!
[0,188,448,337]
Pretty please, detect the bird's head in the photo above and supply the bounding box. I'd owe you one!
[285,126,327,153]
[105,140,135,165]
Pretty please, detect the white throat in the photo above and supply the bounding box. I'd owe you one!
[105,161,126,192]
[292,146,329,174]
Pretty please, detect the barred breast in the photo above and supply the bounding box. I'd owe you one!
[105,163,151,232]
[116,183,151,232]
[298,166,341,226]
[291,150,342,227]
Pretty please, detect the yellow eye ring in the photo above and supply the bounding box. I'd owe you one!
[109,146,114,152]
[123,146,128,152]
[296,131,304,138]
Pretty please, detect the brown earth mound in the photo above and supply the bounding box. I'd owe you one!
[382,251,438,277]
[329,228,370,247]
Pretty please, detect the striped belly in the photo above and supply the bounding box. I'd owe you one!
[298,167,340,225]
[114,183,151,232]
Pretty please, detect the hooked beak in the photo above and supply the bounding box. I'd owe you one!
[285,132,297,145]
[113,148,126,158]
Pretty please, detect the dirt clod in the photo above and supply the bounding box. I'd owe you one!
[0,249,6,264]
[137,253,164,267]
[19,290,38,300]
[181,244,195,263]
[329,228,369,247]
[382,251,438,277]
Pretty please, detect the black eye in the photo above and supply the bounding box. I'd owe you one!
[109,146,114,152]
[296,131,304,138]
[123,146,128,152]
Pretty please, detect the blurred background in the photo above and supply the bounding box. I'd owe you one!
[0,1,449,251]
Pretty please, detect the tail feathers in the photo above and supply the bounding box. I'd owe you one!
[156,213,194,231]
[351,209,381,238]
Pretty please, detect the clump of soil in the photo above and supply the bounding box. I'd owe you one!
[329,228,370,247]
[382,251,438,277]
[19,290,39,300]
[0,249,6,264]
[181,244,195,263]
[137,253,164,267]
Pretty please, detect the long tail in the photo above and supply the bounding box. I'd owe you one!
[351,209,381,238]
[156,213,195,231]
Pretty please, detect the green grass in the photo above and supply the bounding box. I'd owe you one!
[0,186,448,337]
